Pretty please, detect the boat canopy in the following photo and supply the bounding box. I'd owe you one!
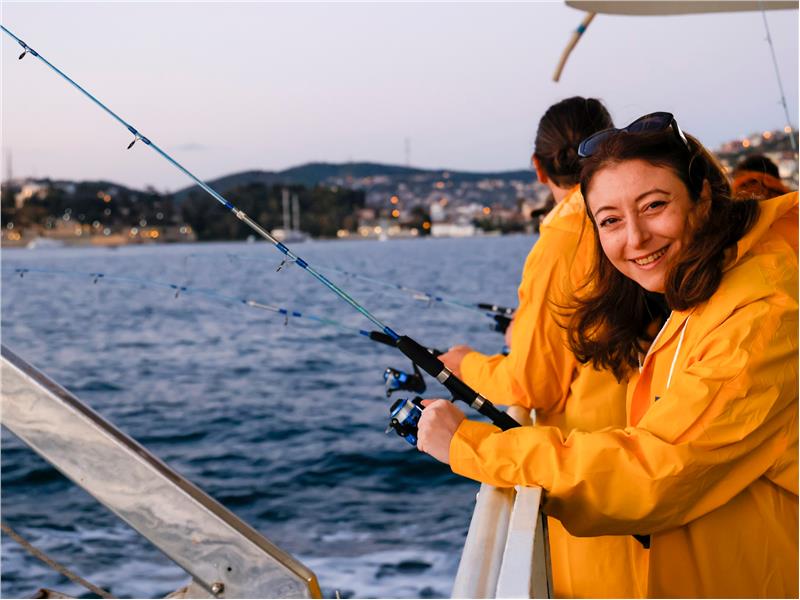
[554,0,798,86]
[566,1,798,16]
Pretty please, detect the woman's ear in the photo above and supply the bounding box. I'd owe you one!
[532,155,549,185]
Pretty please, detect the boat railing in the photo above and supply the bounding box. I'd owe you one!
[451,405,552,599]
[1,345,321,599]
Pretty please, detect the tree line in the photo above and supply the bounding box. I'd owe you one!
[1,180,367,240]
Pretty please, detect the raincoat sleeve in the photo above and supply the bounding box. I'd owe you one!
[459,219,588,414]
[451,285,798,537]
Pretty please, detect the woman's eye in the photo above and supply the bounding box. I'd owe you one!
[599,217,619,228]
[646,200,667,211]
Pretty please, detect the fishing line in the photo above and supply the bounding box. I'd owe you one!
[1,25,520,432]
[759,2,798,153]
[190,253,515,330]
[5,266,384,342]
[309,262,515,334]
[6,265,444,395]
[288,262,516,334]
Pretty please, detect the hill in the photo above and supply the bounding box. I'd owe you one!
[172,161,535,203]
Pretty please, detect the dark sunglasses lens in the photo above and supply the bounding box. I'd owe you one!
[626,113,671,134]
[579,130,615,157]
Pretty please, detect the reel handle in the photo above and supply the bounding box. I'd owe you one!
[386,396,424,446]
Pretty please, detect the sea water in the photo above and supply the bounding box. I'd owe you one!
[1,234,534,599]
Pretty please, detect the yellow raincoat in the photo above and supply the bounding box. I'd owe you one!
[451,192,799,598]
[461,187,647,598]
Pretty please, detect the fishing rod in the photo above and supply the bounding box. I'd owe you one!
[316,264,515,321]
[204,253,515,333]
[7,265,435,398]
[304,263,514,334]
[1,25,519,437]
[6,265,375,334]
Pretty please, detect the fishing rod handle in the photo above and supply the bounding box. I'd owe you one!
[395,336,520,431]
[369,331,442,356]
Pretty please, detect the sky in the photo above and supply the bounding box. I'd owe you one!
[1,1,798,192]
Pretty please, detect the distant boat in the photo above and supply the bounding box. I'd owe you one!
[271,189,309,243]
[26,237,65,249]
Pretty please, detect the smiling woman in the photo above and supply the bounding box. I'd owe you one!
[418,115,798,597]
[569,121,760,380]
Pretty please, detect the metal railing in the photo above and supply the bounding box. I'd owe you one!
[451,405,552,598]
[1,345,321,599]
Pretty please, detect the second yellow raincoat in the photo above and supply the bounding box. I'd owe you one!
[460,187,647,598]
[451,192,799,598]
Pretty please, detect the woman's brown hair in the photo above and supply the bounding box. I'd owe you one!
[567,129,760,381]
[533,97,614,187]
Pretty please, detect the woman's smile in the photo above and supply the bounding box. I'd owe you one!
[630,245,669,268]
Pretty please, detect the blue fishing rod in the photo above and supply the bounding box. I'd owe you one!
[306,264,515,334]
[7,265,431,398]
[7,266,380,337]
[2,25,520,437]
[205,253,515,333]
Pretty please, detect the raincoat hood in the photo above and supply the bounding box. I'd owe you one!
[732,170,791,202]
[731,191,798,264]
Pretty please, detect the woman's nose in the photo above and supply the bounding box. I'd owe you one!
[626,218,650,249]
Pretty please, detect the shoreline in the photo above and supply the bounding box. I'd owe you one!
[1,229,514,249]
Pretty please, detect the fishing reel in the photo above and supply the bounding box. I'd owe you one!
[385,396,424,446]
[383,363,426,397]
[491,313,512,334]
[477,303,515,335]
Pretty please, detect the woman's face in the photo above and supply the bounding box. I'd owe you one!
[586,159,695,293]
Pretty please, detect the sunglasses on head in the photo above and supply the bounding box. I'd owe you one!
[577,111,690,158]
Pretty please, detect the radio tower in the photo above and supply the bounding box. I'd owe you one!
[3,150,12,185]
[404,137,411,167]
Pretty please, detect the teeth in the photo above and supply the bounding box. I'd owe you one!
[634,247,667,265]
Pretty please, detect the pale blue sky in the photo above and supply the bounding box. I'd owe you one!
[2,2,797,191]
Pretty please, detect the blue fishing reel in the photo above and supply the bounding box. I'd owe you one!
[386,396,424,446]
[383,363,426,397]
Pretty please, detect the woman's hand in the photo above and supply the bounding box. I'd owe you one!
[438,345,475,378]
[417,399,466,464]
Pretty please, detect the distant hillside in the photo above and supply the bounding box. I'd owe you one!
[172,161,535,202]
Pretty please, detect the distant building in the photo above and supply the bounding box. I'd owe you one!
[15,181,48,209]
[431,223,477,238]
[429,202,446,223]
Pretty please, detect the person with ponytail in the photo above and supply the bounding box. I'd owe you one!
[421,113,798,597]
[439,97,648,598]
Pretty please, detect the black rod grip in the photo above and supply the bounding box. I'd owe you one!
[476,403,520,431]
[396,335,442,376]
[369,331,399,347]
[438,374,519,431]
[395,335,520,431]
[370,331,442,356]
